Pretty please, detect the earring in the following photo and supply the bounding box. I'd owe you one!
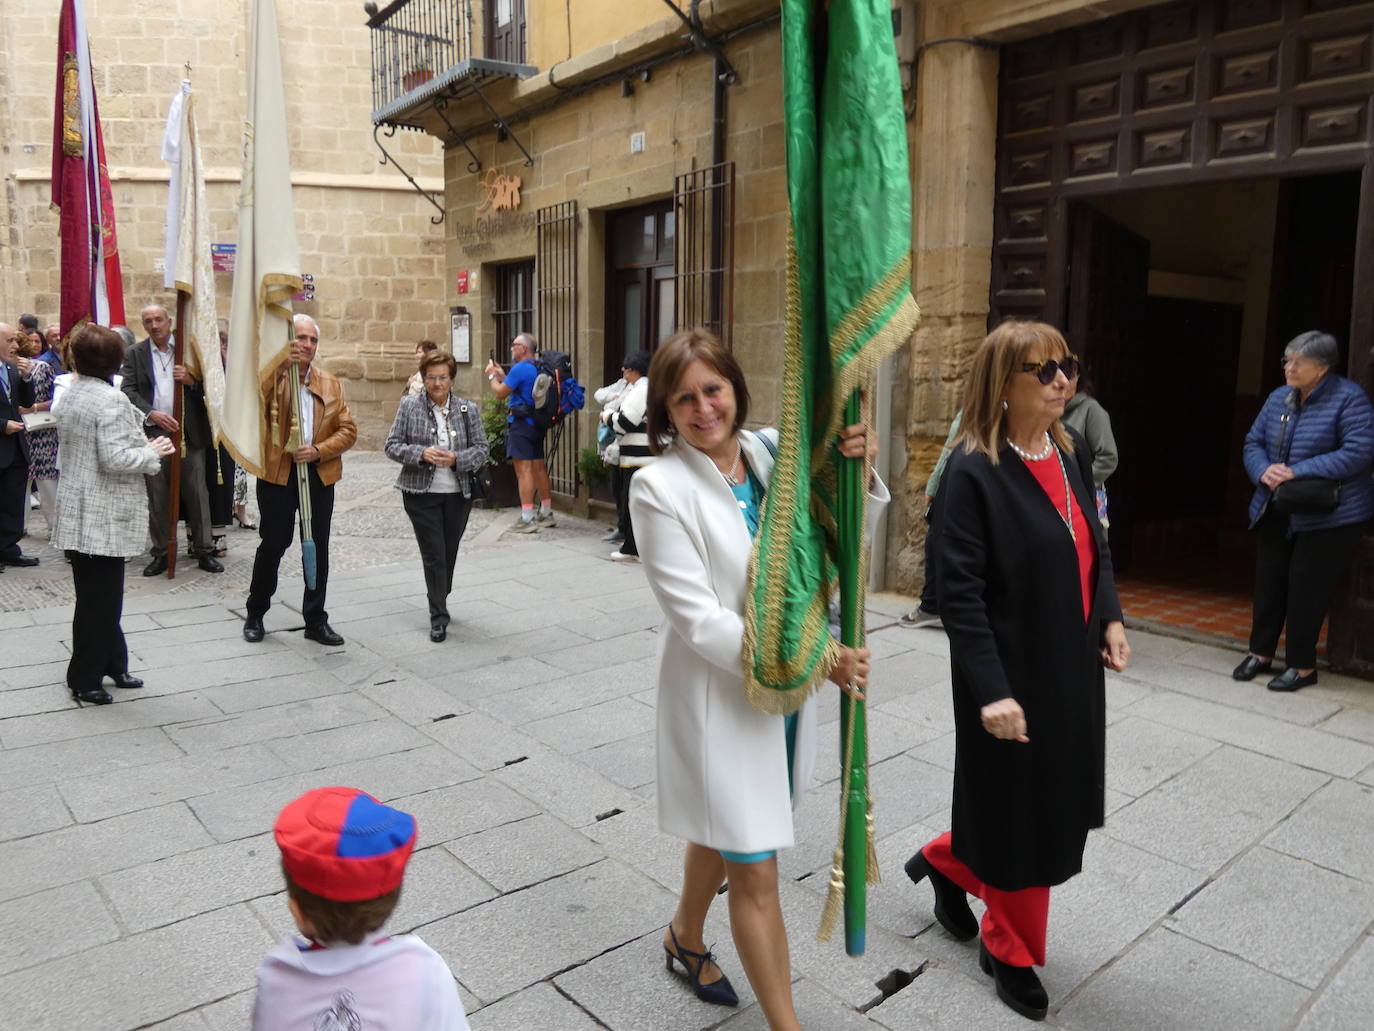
[1002,400,1008,412]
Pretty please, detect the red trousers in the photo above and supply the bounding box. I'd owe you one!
[922,832,1050,967]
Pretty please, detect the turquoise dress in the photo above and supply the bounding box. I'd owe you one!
[719,468,799,865]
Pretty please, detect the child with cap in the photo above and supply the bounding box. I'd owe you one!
[252,787,471,1030]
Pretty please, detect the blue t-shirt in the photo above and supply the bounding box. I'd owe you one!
[504,360,537,425]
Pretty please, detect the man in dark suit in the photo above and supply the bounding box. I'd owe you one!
[119,304,222,576]
[0,323,39,569]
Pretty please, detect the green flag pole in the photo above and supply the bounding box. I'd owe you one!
[837,389,869,955]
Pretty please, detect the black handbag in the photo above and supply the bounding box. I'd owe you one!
[1272,477,1341,515]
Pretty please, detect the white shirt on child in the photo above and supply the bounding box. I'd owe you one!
[251,930,470,1030]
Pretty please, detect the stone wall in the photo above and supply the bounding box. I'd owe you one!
[0,0,449,448]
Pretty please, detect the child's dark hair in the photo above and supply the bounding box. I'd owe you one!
[282,864,401,944]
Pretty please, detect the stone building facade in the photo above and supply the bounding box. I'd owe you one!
[0,0,450,446]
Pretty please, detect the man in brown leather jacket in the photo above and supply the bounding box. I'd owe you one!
[243,314,357,646]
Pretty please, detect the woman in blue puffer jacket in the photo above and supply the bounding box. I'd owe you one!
[1233,331,1374,691]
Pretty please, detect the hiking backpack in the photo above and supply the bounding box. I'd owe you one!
[529,350,586,429]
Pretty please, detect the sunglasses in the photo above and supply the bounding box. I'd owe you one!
[1020,354,1080,385]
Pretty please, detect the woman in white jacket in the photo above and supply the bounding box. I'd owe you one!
[629,329,878,1031]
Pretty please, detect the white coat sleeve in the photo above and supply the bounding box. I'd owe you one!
[630,471,746,676]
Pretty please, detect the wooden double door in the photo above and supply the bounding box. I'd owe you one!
[991,0,1374,673]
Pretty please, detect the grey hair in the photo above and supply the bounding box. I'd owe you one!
[293,313,320,336]
[512,332,538,353]
[110,325,137,348]
[1284,331,1339,368]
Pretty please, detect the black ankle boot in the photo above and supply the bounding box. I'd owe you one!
[906,850,978,940]
[979,941,1048,1021]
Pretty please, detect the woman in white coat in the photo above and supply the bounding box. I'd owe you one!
[52,325,175,705]
[630,329,879,1031]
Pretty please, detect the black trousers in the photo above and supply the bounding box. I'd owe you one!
[247,466,334,627]
[66,552,129,692]
[1249,510,1363,669]
[402,491,472,626]
[0,457,27,558]
[919,503,938,613]
[617,465,641,556]
[205,445,236,528]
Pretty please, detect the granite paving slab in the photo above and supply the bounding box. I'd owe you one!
[1295,933,1374,1031]
[1265,778,1374,884]
[0,880,121,977]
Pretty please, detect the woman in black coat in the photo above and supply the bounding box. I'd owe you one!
[906,320,1130,1022]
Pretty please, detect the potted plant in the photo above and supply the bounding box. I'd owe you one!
[474,395,520,509]
[577,446,608,490]
[401,63,434,93]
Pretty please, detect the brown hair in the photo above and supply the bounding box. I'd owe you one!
[419,350,458,380]
[416,339,437,353]
[645,328,750,456]
[70,324,126,383]
[955,319,1074,464]
[282,865,401,945]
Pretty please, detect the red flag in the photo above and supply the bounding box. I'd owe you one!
[51,0,125,339]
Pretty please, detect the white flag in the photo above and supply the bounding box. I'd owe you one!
[162,80,225,440]
[222,0,301,478]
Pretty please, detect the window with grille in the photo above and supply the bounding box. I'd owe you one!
[492,259,535,365]
[674,162,735,346]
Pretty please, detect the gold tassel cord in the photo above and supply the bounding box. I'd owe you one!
[818,685,875,941]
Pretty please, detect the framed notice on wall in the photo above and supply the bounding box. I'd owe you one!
[451,308,471,364]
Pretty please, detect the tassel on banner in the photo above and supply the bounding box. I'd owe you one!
[270,395,280,448]
[866,803,881,885]
[816,849,845,942]
[215,445,224,485]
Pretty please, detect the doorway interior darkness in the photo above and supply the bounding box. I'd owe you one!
[1065,171,1359,645]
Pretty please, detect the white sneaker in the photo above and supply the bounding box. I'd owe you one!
[609,550,640,563]
[509,517,540,534]
[536,510,556,528]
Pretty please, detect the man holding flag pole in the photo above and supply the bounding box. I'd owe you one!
[223,0,355,647]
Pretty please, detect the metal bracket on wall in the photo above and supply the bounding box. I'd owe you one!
[433,98,484,175]
[468,82,535,167]
[372,123,445,225]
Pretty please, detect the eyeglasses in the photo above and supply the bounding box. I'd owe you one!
[423,374,451,384]
[1020,355,1080,385]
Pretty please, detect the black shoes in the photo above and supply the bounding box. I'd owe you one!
[243,616,265,643]
[1232,655,1272,681]
[70,685,113,705]
[109,673,143,690]
[980,941,1048,1021]
[905,850,979,941]
[0,553,39,567]
[430,625,447,643]
[663,925,739,1007]
[198,554,224,573]
[1268,668,1318,692]
[142,555,168,577]
[304,623,345,646]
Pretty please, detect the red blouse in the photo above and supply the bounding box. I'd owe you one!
[1023,451,1096,622]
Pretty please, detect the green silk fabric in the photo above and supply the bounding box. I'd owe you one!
[742,0,921,715]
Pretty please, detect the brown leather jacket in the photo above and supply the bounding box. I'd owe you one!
[260,364,357,487]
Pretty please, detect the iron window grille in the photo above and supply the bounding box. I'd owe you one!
[674,162,736,346]
[537,201,580,496]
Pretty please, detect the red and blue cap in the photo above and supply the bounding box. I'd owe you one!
[274,787,418,902]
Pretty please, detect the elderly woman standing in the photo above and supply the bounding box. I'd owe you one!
[52,325,175,705]
[630,329,881,1031]
[384,350,489,643]
[907,320,1129,1022]
[1234,331,1374,691]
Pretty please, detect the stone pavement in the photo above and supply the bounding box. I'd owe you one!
[2,454,1373,1030]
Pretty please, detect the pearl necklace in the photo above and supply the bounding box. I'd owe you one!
[1007,431,1054,462]
[711,440,743,488]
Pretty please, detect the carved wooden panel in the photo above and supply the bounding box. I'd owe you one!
[998,253,1048,290]
[1003,39,1056,81]
[1299,102,1367,146]
[1076,23,1125,63]
[1304,34,1371,81]
[1072,79,1120,120]
[1006,149,1052,186]
[1145,3,1200,49]
[1216,49,1279,94]
[1215,115,1276,155]
[1069,138,1118,177]
[1140,65,1195,107]
[1006,205,1049,238]
[1008,91,1055,132]
[1138,126,1193,166]
[1221,0,1283,32]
